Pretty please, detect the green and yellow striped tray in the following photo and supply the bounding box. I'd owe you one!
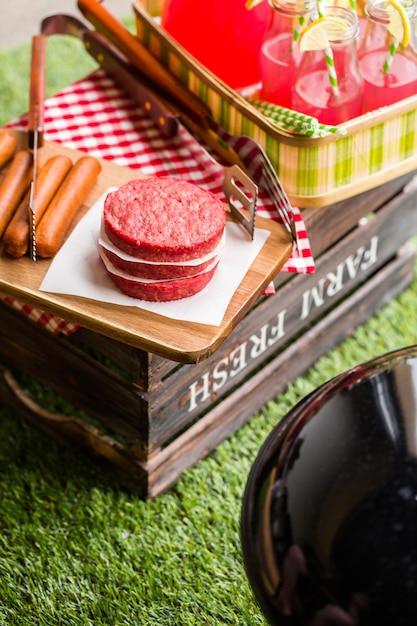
[133,0,417,208]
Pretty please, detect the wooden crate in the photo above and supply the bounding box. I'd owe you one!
[0,172,416,498]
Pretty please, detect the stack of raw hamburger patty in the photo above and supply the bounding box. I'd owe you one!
[99,177,227,302]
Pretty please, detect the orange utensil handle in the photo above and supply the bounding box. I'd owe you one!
[28,34,46,148]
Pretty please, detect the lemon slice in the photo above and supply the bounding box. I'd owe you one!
[386,0,410,47]
[298,16,350,51]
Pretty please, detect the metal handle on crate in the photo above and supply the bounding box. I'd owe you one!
[0,366,139,479]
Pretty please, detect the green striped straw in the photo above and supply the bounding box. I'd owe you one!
[292,13,308,50]
[314,122,347,136]
[248,97,319,134]
[316,0,340,97]
[380,0,411,74]
[381,0,407,73]
[291,1,317,53]
[383,37,400,73]
[247,97,347,136]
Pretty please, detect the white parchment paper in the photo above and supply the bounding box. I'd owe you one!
[40,189,270,326]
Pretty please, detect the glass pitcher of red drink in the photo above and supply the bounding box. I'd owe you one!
[292,6,364,125]
[358,0,417,113]
[259,0,316,109]
[160,0,272,90]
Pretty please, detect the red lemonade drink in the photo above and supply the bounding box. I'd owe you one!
[260,33,302,108]
[359,0,417,113]
[259,0,315,108]
[292,49,364,124]
[293,6,364,125]
[360,49,417,111]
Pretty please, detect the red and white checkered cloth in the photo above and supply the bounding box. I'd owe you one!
[3,70,315,336]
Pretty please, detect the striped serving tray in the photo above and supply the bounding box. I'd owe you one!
[133,0,417,208]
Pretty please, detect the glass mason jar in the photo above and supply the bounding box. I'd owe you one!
[259,0,316,109]
[292,6,364,125]
[160,0,272,90]
[358,0,417,113]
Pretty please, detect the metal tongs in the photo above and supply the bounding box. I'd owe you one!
[41,2,297,248]
[28,34,46,261]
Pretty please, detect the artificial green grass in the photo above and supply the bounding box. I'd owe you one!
[1,33,417,626]
[0,37,97,127]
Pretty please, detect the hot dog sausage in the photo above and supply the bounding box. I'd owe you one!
[36,155,102,258]
[3,154,73,257]
[0,131,17,170]
[0,150,33,238]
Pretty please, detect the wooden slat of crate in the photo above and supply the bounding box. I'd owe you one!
[71,328,179,389]
[297,172,416,259]
[1,243,414,498]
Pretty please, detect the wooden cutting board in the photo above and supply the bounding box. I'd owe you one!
[0,129,293,363]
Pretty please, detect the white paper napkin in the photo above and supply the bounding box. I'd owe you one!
[40,189,270,326]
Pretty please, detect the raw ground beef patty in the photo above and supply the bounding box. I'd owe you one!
[101,253,220,302]
[100,177,227,301]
